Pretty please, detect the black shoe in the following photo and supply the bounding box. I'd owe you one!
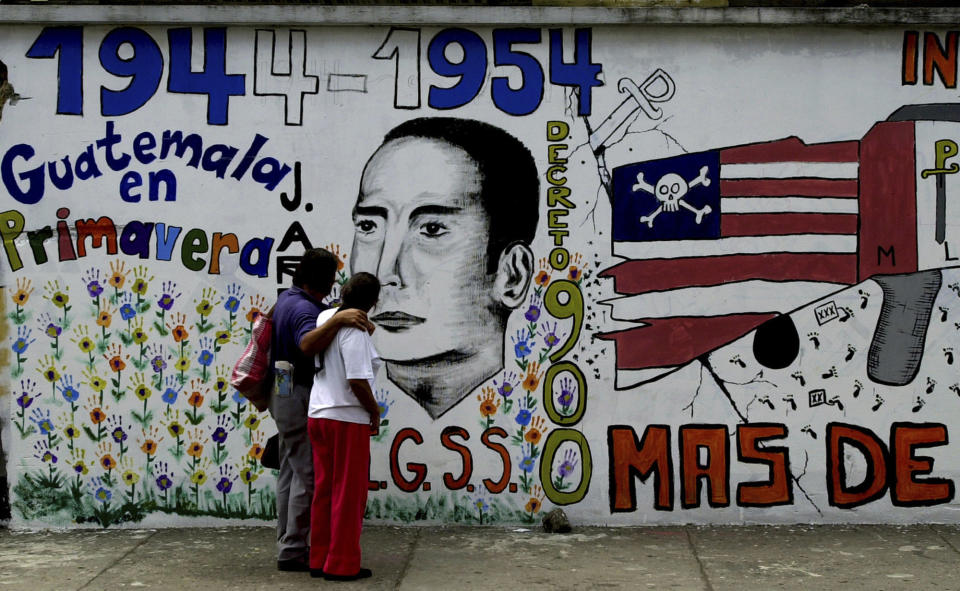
[324,568,372,581]
[277,557,310,572]
[309,568,325,578]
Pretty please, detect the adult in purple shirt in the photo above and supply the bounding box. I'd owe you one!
[271,248,373,572]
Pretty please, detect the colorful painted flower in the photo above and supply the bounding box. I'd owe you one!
[211,427,228,444]
[132,278,148,295]
[568,266,582,282]
[519,455,535,473]
[525,497,542,513]
[35,417,54,435]
[521,363,542,392]
[141,440,158,455]
[224,297,240,314]
[474,498,489,513]
[187,391,204,408]
[245,308,262,323]
[64,424,79,439]
[132,328,148,344]
[239,467,259,484]
[524,427,543,445]
[157,294,176,311]
[197,349,214,367]
[40,450,57,464]
[73,460,88,475]
[544,330,560,348]
[50,291,69,309]
[213,376,228,393]
[186,442,204,458]
[89,407,106,424]
[16,392,34,409]
[534,270,550,287]
[515,409,532,427]
[151,356,167,373]
[175,357,190,372]
[77,335,95,353]
[512,330,533,359]
[61,385,80,403]
[100,454,117,470]
[171,325,189,343]
[41,365,61,383]
[94,487,112,503]
[248,444,264,460]
[108,264,127,289]
[44,323,62,338]
[96,310,112,328]
[87,281,104,298]
[156,473,173,491]
[119,303,137,321]
[190,470,207,485]
[122,470,139,486]
[196,300,213,317]
[111,427,127,444]
[161,387,179,405]
[12,336,32,355]
[167,421,183,438]
[12,288,31,306]
[243,415,261,430]
[524,298,541,323]
[134,384,151,401]
[558,459,576,478]
[87,375,107,393]
[216,477,234,494]
[108,356,126,373]
[215,330,231,345]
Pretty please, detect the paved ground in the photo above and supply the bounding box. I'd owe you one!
[2,524,960,590]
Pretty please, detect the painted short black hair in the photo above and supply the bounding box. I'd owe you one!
[293,248,338,295]
[383,117,539,273]
[340,271,380,312]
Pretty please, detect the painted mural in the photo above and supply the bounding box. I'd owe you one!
[3,22,960,527]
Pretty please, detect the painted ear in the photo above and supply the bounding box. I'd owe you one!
[494,242,534,309]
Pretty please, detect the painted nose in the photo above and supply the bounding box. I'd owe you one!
[377,231,405,288]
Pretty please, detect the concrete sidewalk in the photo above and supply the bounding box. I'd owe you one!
[2,524,960,590]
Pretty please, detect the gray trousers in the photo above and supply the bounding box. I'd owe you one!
[269,381,314,561]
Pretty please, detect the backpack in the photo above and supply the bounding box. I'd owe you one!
[230,308,273,412]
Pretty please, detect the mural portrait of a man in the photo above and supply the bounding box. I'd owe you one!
[350,117,539,418]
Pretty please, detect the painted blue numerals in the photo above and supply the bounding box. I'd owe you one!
[549,29,602,116]
[100,28,164,117]
[168,28,246,125]
[416,27,602,115]
[492,29,544,116]
[26,27,245,124]
[25,27,84,115]
[427,28,487,110]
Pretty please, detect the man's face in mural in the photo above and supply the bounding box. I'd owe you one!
[351,135,532,418]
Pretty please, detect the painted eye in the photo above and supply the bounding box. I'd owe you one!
[356,219,376,233]
[420,222,448,237]
[658,184,669,195]
[671,183,681,193]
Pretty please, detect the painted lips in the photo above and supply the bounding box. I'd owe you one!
[371,311,426,330]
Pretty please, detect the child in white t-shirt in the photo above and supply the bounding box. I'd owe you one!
[306,272,380,581]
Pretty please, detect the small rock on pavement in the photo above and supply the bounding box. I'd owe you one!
[542,508,572,533]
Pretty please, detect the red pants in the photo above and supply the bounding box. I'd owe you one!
[307,417,370,575]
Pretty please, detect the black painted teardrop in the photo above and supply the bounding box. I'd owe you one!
[752,314,800,370]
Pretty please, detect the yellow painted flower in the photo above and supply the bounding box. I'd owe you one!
[122,470,140,485]
[243,414,261,430]
[175,357,190,372]
[190,470,207,485]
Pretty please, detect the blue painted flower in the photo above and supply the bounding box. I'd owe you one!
[87,281,103,298]
[232,390,245,404]
[211,427,228,444]
[216,477,234,494]
[515,409,532,426]
[30,410,54,435]
[119,303,137,321]
[512,330,533,359]
[41,450,57,464]
[151,355,167,373]
[61,385,80,403]
[496,380,515,399]
[198,349,214,367]
[474,498,489,513]
[224,296,240,314]
[12,327,33,354]
[111,427,127,443]
[559,459,576,478]
[519,455,535,473]
[157,294,176,311]
[94,487,112,503]
[162,387,179,405]
[44,323,62,339]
